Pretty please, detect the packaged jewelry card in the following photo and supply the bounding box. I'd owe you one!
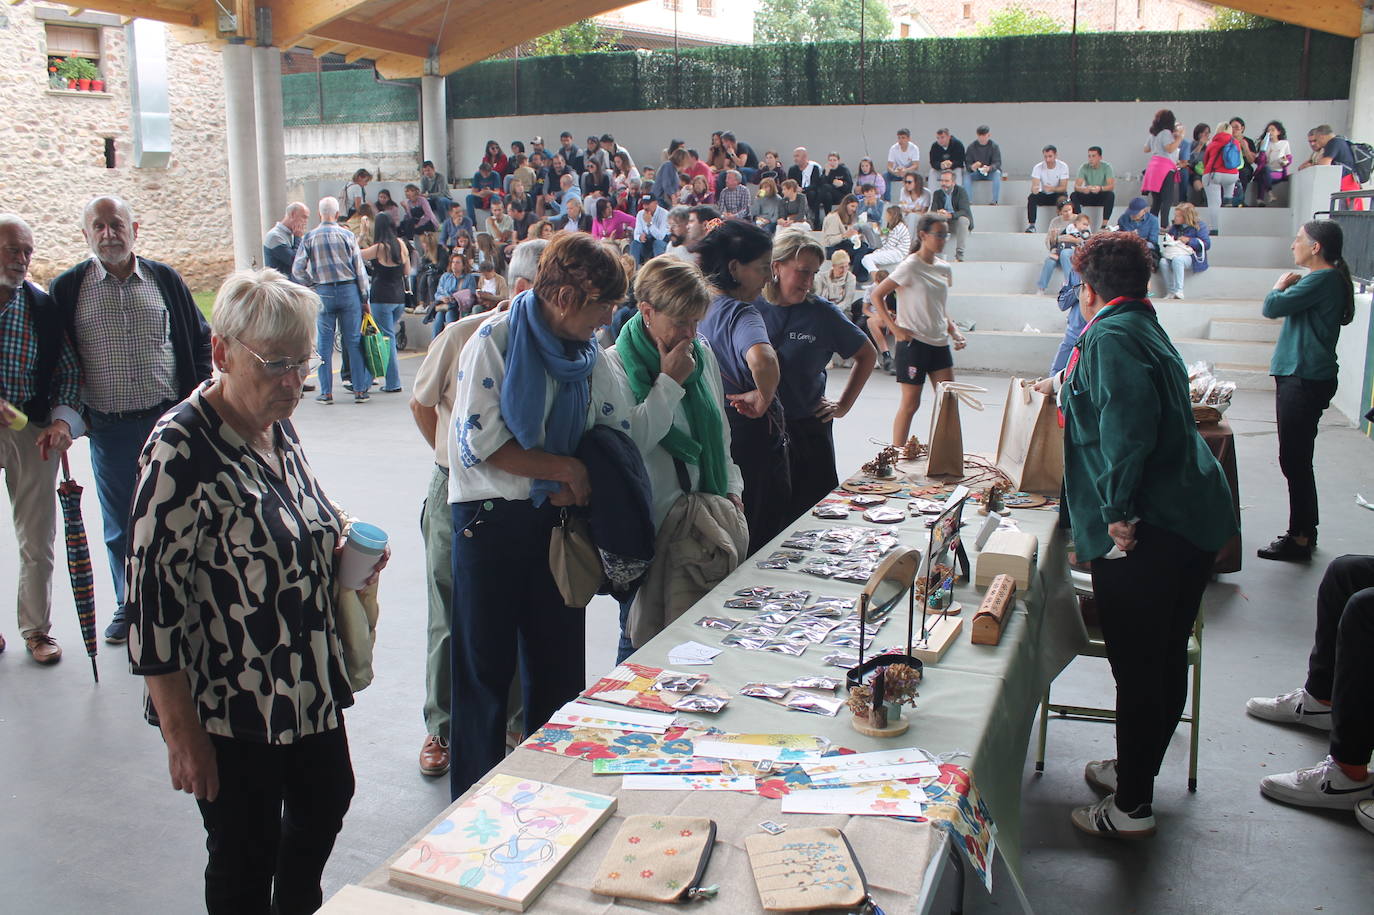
[744,826,868,911]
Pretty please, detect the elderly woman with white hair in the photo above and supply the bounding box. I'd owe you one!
[126,269,388,914]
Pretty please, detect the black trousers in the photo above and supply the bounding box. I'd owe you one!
[1149,172,1178,222]
[1069,190,1116,221]
[1275,374,1337,538]
[1026,191,1066,226]
[450,499,585,798]
[786,415,838,524]
[1305,555,1374,765]
[197,726,354,915]
[1091,522,1214,809]
[729,409,792,557]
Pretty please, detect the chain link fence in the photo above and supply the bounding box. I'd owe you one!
[445,26,1352,119]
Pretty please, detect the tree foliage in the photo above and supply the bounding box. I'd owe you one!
[525,19,620,57]
[972,5,1065,37]
[1206,9,1281,30]
[754,0,894,45]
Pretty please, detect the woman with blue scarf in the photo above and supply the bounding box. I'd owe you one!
[604,257,746,654]
[446,233,631,797]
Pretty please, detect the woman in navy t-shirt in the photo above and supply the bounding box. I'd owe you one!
[757,232,878,518]
[693,219,789,555]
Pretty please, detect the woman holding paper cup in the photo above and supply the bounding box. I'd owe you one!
[125,269,388,913]
[867,213,966,447]
[447,232,635,798]
[1050,231,1235,840]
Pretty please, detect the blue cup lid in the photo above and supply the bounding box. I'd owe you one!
[348,522,388,550]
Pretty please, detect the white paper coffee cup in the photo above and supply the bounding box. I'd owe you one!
[339,522,387,591]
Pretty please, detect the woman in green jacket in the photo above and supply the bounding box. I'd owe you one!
[1257,220,1355,562]
[1055,231,1237,839]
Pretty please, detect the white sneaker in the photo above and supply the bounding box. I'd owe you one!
[1174,292,1184,300]
[1356,799,1374,835]
[1085,759,1118,794]
[1070,794,1156,839]
[1260,756,1374,809]
[1246,687,1333,731]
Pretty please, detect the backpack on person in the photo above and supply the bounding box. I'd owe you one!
[1221,138,1241,170]
[1338,137,1374,183]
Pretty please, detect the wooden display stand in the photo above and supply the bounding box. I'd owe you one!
[851,712,911,738]
[912,614,963,664]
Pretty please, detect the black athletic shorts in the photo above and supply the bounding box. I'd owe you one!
[894,338,953,385]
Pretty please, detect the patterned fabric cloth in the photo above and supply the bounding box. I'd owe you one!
[291,221,370,297]
[126,385,353,744]
[74,257,178,414]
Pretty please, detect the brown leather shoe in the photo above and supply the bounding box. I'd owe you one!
[24,632,61,665]
[0,631,6,654]
[419,735,450,776]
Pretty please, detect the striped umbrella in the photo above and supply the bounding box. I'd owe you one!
[57,454,98,682]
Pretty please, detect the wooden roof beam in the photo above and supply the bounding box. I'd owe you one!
[63,0,202,27]
[1211,1,1363,38]
[266,0,375,48]
[309,19,434,58]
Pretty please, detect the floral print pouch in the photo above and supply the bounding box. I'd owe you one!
[591,815,717,902]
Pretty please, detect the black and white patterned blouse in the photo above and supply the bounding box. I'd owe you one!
[126,385,353,744]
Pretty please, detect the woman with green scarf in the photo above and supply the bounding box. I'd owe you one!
[606,257,746,656]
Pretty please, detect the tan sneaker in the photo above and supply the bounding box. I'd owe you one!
[419,735,450,777]
[24,632,62,665]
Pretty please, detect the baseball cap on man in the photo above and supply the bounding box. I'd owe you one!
[1126,196,1150,215]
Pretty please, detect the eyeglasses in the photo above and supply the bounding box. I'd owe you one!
[927,232,950,239]
[233,338,321,379]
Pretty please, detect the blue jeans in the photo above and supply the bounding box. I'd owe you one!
[630,237,666,263]
[1051,300,1087,375]
[1037,250,1073,291]
[465,193,494,225]
[432,306,452,336]
[450,499,585,798]
[884,171,902,202]
[316,283,372,397]
[88,405,169,614]
[369,301,404,391]
[964,167,1002,203]
[1163,255,1188,295]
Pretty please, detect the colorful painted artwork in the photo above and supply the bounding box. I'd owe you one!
[523,724,700,762]
[921,763,998,892]
[582,662,707,713]
[780,781,928,816]
[591,757,723,775]
[621,774,757,792]
[388,774,616,911]
[802,747,940,783]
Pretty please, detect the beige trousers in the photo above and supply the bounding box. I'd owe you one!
[0,423,59,636]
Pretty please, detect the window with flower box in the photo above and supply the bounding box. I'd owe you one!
[46,24,105,92]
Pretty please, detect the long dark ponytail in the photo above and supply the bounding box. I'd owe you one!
[1303,219,1354,325]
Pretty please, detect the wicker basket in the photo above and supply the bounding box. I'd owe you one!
[1192,403,1223,424]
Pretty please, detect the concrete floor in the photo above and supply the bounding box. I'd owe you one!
[3,350,1374,914]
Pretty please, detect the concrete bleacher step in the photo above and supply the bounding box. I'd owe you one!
[949,293,1270,342]
[963,178,1144,205]
[965,231,1291,269]
[947,259,1279,299]
[972,202,1292,236]
[958,329,1275,388]
[1208,317,1282,343]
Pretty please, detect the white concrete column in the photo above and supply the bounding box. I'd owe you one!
[253,45,287,237]
[1350,13,1374,152]
[1290,164,1343,233]
[421,75,449,176]
[222,41,263,269]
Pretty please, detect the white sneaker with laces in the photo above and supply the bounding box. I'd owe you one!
[1260,756,1374,809]
[1084,759,1117,794]
[1246,687,1333,731]
[1070,793,1156,839]
[1356,799,1374,835]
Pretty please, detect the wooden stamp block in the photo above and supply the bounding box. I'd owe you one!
[972,574,1016,646]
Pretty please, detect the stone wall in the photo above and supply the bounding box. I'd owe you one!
[889,0,1217,36]
[1,10,231,290]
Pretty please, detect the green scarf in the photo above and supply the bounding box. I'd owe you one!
[616,312,729,496]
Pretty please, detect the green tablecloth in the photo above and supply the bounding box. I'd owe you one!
[359,494,1086,912]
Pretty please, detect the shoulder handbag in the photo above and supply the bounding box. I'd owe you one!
[1160,234,1193,261]
[359,312,391,377]
[927,382,985,477]
[333,581,379,692]
[550,508,601,607]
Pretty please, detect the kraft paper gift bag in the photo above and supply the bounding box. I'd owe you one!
[927,382,985,477]
[994,377,1064,495]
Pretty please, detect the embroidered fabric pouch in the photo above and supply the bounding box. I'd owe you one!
[591,814,717,903]
[744,826,868,911]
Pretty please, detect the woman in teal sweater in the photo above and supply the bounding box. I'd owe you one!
[1258,220,1355,562]
[1054,231,1237,839]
